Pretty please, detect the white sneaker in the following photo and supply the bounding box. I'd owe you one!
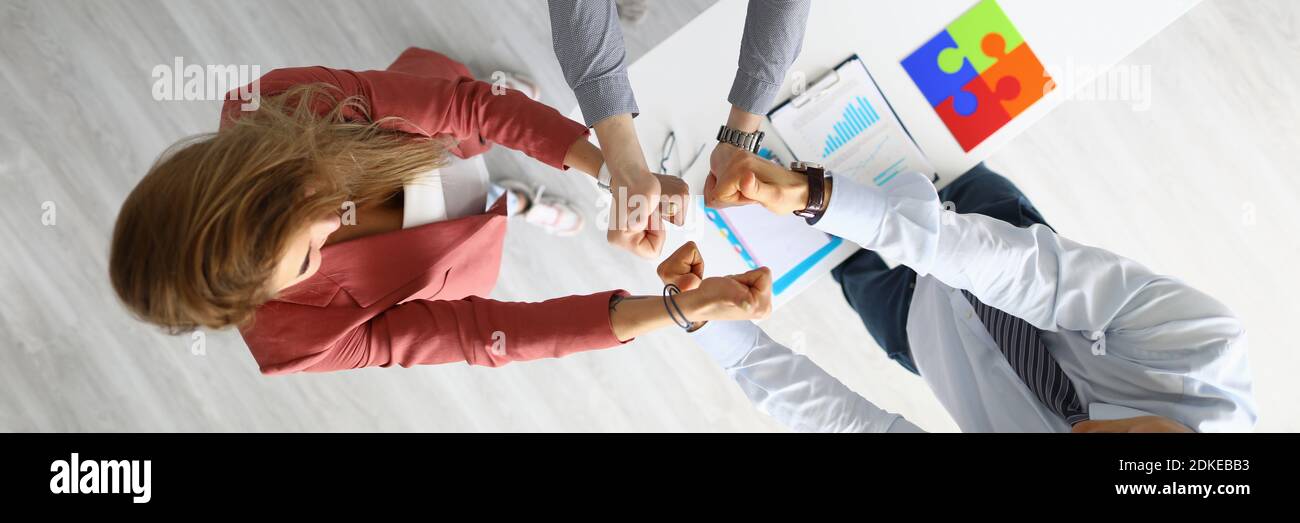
[499,180,585,237]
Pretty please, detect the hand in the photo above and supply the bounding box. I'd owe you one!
[606,252,770,341]
[595,114,687,258]
[657,241,705,291]
[709,141,743,183]
[678,267,773,322]
[705,153,810,215]
[607,206,665,259]
[705,141,761,207]
[654,174,689,226]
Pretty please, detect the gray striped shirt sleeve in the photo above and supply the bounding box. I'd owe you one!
[549,0,639,127]
[729,0,811,114]
[550,0,810,126]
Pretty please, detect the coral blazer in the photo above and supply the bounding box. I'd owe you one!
[228,48,627,375]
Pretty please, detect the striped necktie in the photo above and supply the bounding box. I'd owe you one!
[962,290,1089,426]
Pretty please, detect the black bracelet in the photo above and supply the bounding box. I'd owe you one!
[662,284,693,330]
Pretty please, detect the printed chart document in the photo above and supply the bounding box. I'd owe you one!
[698,55,936,304]
[768,55,935,187]
[701,203,843,296]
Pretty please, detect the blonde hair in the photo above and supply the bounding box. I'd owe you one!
[111,84,446,333]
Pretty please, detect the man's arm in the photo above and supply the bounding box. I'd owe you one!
[708,156,1256,430]
[654,241,920,433]
[729,0,812,115]
[814,172,1240,337]
[712,155,1244,340]
[691,321,924,433]
[821,172,1255,430]
[548,0,637,127]
[711,0,812,182]
[549,0,687,256]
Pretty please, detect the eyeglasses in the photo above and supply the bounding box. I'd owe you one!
[659,131,706,177]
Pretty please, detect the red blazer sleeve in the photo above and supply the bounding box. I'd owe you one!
[287,291,631,373]
[222,64,588,170]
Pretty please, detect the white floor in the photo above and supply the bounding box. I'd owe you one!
[0,0,1295,432]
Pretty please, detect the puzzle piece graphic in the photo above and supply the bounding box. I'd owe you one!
[901,30,979,115]
[977,33,1054,118]
[900,0,1048,152]
[935,75,1011,151]
[940,0,1024,74]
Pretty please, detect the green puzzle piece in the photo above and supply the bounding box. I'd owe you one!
[937,0,1024,74]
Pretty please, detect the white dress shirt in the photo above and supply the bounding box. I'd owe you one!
[691,171,1256,433]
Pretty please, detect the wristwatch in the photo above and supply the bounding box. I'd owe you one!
[789,161,833,225]
[717,125,765,154]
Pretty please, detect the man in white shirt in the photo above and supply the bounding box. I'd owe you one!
[678,155,1256,432]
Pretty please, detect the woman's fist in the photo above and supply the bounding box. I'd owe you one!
[657,241,705,291]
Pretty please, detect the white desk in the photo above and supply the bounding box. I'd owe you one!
[574,0,1201,303]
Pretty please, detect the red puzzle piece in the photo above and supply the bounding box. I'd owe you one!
[978,33,1054,117]
[935,75,1011,151]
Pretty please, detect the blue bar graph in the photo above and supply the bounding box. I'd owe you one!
[822,96,880,158]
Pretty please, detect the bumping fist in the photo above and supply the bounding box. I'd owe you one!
[657,241,773,323]
[688,268,773,322]
[655,174,690,227]
[704,152,810,215]
[657,241,705,291]
[605,171,665,259]
[606,173,691,259]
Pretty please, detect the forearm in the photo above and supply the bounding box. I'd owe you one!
[364,292,628,370]
[564,137,604,179]
[549,0,639,126]
[812,172,1179,335]
[608,285,723,342]
[812,172,1048,318]
[608,296,672,342]
[591,114,649,179]
[726,105,764,133]
[729,0,812,113]
[608,294,691,343]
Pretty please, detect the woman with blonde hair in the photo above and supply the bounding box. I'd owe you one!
[111,47,767,375]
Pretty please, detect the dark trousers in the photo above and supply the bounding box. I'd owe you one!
[830,164,1052,374]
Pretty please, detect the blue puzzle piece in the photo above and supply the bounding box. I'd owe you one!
[902,30,979,116]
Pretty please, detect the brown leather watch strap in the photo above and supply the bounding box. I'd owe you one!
[807,174,832,225]
[791,162,831,225]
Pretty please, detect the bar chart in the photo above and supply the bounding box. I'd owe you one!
[822,95,881,158]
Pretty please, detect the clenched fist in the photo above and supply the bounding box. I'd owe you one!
[657,241,773,323]
[704,152,811,215]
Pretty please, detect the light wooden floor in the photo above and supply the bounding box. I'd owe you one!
[1,0,1296,432]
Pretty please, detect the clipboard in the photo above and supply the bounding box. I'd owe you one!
[766,55,937,187]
